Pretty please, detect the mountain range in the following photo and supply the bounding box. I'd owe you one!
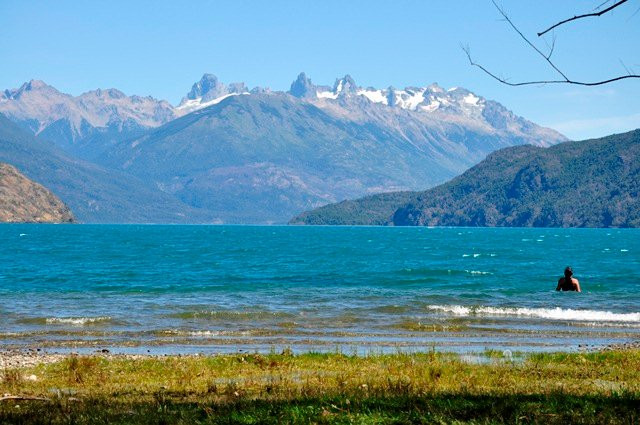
[291,129,640,228]
[0,73,567,223]
[0,114,212,223]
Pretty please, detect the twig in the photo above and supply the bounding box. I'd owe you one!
[492,0,569,81]
[544,34,556,60]
[620,59,633,75]
[538,0,630,36]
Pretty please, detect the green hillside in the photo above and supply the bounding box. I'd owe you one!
[0,113,213,223]
[291,129,640,228]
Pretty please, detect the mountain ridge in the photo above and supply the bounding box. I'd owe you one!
[102,85,565,223]
[0,113,215,223]
[0,73,567,223]
[290,129,640,228]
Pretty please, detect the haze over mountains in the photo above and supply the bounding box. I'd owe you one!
[0,114,211,223]
[0,80,175,160]
[0,73,566,223]
[292,130,640,228]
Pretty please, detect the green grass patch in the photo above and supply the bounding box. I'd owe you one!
[1,350,639,423]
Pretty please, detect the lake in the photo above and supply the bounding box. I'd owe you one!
[1,224,639,354]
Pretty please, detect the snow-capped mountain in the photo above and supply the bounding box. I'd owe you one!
[175,74,250,115]
[0,73,567,223]
[94,73,566,223]
[311,75,481,113]
[173,73,561,148]
[182,73,488,116]
[0,73,561,156]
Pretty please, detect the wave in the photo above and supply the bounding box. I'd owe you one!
[153,329,276,337]
[167,310,294,321]
[465,270,492,275]
[427,305,640,323]
[19,316,113,326]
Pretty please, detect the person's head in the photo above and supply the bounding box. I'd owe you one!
[564,266,573,279]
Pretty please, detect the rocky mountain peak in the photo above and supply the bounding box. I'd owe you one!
[86,88,127,99]
[176,74,250,114]
[227,82,248,94]
[4,79,58,100]
[386,86,397,107]
[289,72,317,98]
[333,75,358,96]
[185,74,226,102]
[426,83,444,93]
[25,79,49,90]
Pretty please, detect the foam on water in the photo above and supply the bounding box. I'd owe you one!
[428,305,640,323]
[45,317,113,325]
[465,270,492,275]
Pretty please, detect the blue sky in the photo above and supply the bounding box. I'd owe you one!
[1,0,639,140]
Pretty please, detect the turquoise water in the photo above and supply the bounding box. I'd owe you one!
[1,224,639,354]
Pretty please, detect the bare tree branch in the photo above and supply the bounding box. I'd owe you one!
[463,1,640,87]
[538,0,630,37]
[491,0,569,80]
[629,5,640,19]
[462,45,640,87]
[594,1,615,12]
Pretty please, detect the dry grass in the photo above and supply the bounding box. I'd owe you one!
[1,350,639,423]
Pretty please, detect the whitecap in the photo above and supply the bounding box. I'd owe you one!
[427,305,640,323]
[45,317,112,325]
[187,331,222,337]
[465,270,492,275]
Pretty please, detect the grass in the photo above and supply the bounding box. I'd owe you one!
[1,350,639,424]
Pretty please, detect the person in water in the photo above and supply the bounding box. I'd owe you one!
[556,266,581,292]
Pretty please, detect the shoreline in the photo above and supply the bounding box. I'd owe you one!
[3,339,640,369]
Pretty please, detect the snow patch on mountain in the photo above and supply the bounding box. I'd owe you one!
[394,89,426,110]
[316,90,338,100]
[288,74,489,116]
[357,89,387,105]
[176,74,250,115]
[176,92,249,114]
[463,93,480,105]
